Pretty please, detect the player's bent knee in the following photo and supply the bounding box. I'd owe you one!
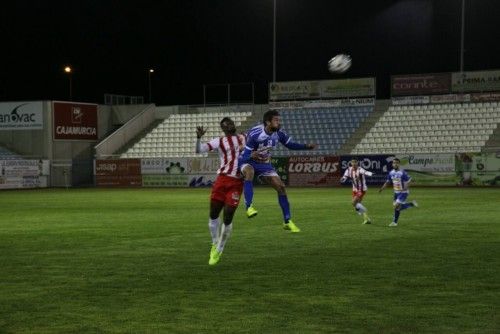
[241,166,254,180]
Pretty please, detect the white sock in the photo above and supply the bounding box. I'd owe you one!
[208,218,220,245]
[355,203,367,215]
[217,223,233,253]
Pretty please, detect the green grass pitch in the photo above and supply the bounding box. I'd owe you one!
[0,187,499,333]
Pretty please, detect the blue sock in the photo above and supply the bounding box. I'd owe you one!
[278,194,291,222]
[393,209,401,223]
[400,203,413,211]
[244,180,254,209]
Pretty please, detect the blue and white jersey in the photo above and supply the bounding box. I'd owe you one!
[244,124,291,162]
[387,169,411,193]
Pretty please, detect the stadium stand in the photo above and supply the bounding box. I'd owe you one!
[0,145,21,159]
[274,106,374,156]
[116,101,500,159]
[351,102,500,154]
[120,111,252,158]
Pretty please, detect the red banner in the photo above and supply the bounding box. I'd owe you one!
[53,102,98,140]
[95,159,141,176]
[287,156,341,187]
[95,175,142,187]
[391,73,451,96]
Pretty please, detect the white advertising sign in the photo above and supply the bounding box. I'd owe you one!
[141,158,188,174]
[452,70,500,92]
[186,157,220,174]
[0,101,44,130]
[269,78,375,101]
[0,159,49,189]
[1,159,47,177]
[398,154,455,172]
[392,96,430,105]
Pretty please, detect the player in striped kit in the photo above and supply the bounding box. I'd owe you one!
[196,117,245,265]
[340,158,374,224]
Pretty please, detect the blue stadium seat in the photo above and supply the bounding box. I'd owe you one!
[276,106,374,156]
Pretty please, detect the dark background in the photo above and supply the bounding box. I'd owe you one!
[1,0,499,105]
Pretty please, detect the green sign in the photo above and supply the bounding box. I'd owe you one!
[142,175,188,187]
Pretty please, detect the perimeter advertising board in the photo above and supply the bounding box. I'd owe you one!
[95,159,141,187]
[396,154,458,186]
[340,155,392,185]
[141,158,190,174]
[142,174,188,187]
[186,157,220,174]
[0,159,50,189]
[141,157,219,187]
[287,156,341,187]
[455,152,500,186]
[141,158,188,187]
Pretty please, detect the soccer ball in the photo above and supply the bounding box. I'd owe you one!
[328,54,352,73]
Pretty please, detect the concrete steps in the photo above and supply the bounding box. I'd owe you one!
[337,100,391,154]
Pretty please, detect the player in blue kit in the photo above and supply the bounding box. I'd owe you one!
[379,158,418,227]
[239,109,317,232]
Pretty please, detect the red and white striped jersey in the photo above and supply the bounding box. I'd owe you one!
[199,134,246,178]
[342,167,373,191]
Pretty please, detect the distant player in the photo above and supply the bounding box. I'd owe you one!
[195,117,245,265]
[340,158,374,224]
[240,109,317,232]
[378,158,418,227]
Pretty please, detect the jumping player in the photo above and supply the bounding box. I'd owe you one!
[239,109,317,232]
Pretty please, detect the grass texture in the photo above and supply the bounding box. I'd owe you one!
[0,187,499,333]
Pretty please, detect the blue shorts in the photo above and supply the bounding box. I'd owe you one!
[241,161,278,177]
[393,192,409,204]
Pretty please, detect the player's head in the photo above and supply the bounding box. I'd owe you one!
[392,158,400,170]
[263,109,280,132]
[350,158,359,169]
[220,117,236,135]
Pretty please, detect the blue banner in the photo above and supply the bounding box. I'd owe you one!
[340,155,392,185]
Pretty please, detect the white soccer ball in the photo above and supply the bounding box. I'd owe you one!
[328,54,352,74]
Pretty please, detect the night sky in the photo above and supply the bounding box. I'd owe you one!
[1,0,499,105]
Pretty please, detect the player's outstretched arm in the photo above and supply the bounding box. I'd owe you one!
[196,126,207,138]
[379,181,389,193]
[284,141,317,150]
[195,126,208,153]
[340,168,350,183]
